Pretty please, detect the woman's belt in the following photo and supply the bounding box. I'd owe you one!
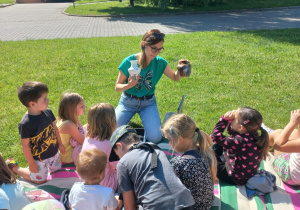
[124,92,154,100]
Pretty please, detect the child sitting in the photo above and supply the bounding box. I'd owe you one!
[109,125,195,210]
[162,114,217,210]
[81,103,118,191]
[270,109,300,185]
[211,107,269,185]
[0,188,10,210]
[1,153,30,210]
[57,93,86,164]
[69,149,119,210]
[7,81,65,184]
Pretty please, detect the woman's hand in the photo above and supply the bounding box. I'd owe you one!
[115,71,140,92]
[127,75,140,88]
[290,109,300,125]
[178,59,189,65]
[224,110,236,120]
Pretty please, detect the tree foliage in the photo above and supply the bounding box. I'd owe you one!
[135,0,222,9]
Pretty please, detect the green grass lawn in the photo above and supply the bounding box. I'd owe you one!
[0,29,299,166]
[0,0,14,4]
[65,0,300,16]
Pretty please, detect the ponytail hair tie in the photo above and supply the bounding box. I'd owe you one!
[243,120,250,124]
[253,125,259,130]
[170,125,173,134]
[195,127,200,132]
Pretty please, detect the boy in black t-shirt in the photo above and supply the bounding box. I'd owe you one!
[6,81,65,184]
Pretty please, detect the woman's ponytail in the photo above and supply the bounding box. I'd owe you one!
[139,45,147,69]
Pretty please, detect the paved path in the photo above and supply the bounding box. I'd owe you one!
[1,3,300,41]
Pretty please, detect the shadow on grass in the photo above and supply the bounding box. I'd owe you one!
[90,5,186,15]
[237,28,300,46]
[104,7,300,43]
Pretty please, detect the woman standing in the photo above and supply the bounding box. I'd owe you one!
[115,29,185,143]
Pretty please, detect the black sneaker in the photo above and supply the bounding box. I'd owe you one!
[60,189,71,210]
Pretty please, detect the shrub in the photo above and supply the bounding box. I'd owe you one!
[135,0,222,9]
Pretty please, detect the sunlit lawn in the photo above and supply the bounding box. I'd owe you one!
[0,29,299,166]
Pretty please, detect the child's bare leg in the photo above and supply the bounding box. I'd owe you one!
[11,166,46,185]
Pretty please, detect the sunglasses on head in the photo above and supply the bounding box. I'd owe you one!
[146,33,165,40]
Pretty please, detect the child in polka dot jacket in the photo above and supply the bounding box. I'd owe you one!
[211,107,269,185]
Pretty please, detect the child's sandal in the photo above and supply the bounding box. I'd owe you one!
[5,158,18,174]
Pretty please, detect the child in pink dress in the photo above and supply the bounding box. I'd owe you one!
[81,103,118,191]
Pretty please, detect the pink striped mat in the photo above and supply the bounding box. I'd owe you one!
[19,149,300,209]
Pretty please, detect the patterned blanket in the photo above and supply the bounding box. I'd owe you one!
[212,153,299,210]
[20,139,300,210]
[20,163,81,201]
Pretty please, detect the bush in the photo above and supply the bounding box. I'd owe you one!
[135,0,222,9]
[180,0,222,7]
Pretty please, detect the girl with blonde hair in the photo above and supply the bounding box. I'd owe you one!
[57,92,86,164]
[81,103,118,191]
[162,114,217,210]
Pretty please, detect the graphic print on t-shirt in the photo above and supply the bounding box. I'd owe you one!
[135,71,153,90]
[30,123,58,161]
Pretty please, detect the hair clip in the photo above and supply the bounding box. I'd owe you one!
[146,33,165,40]
[244,120,250,124]
[170,125,173,134]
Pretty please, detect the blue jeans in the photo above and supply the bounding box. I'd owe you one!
[115,93,162,143]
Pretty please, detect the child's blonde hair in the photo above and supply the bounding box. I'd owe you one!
[0,154,16,186]
[76,149,107,182]
[162,114,218,183]
[238,107,269,160]
[87,103,117,141]
[58,92,83,125]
